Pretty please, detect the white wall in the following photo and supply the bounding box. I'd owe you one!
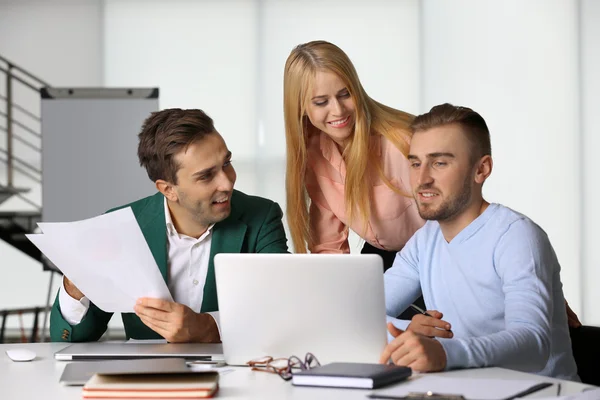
[580,0,600,324]
[421,0,584,319]
[0,0,103,86]
[103,0,259,160]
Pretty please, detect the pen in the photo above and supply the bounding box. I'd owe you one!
[409,304,453,334]
[409,303,433,317]
[504,382,553,400]
[368,392,465,400]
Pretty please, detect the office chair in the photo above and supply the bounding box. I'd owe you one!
[570,325,600,386]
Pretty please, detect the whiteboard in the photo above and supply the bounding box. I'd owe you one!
[41,88,159,223]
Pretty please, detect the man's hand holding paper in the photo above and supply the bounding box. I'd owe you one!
[134,298,220,343]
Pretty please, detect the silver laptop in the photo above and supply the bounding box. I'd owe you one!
[214,254,388,366]
[54,341,223,361]
[59,358,190,385]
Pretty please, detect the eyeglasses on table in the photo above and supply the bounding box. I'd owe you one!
[246,352,321,381]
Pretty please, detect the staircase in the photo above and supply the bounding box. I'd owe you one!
[0,54,53,343]
[0,54,47,261]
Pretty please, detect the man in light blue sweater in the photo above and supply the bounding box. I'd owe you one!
[380,104,579,380]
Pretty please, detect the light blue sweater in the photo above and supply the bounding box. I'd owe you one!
[385,203,579,380]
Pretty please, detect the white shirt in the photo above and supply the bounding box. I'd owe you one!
[59,198,220,335]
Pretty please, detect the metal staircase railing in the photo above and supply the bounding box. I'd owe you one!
[0,54,48,210]
[0,54,55,342]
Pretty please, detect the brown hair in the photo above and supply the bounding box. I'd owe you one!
[137,108,216,184]
[411,103,491,162]
[284,40,414,253]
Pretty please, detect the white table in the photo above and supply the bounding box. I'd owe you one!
[1,343,593,399]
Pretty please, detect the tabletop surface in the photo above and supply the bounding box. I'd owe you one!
[0,342,592,400]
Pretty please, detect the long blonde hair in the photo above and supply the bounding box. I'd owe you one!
[284,40,414,253]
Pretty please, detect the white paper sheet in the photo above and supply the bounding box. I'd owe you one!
[370,375,555,400]
[27,207,173,312]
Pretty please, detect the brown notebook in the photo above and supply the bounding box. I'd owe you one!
[82,372,219,399]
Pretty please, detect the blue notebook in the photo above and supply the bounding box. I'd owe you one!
[292,362,412,389]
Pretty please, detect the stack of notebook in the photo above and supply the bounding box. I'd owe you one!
[82,372,219,399]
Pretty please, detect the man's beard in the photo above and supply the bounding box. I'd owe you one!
[416,176,472,221]
[177,191,230,228]
[190,202,230,226]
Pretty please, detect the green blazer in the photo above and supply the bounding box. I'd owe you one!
[50,190,288,342]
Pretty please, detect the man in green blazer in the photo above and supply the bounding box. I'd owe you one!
[50,108,288,343]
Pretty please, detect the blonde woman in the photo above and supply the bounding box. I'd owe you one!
[284,40,425,319]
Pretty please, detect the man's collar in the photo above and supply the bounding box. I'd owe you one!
[164,197,177,236]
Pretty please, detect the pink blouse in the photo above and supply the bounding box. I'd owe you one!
[306,131,425,253]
